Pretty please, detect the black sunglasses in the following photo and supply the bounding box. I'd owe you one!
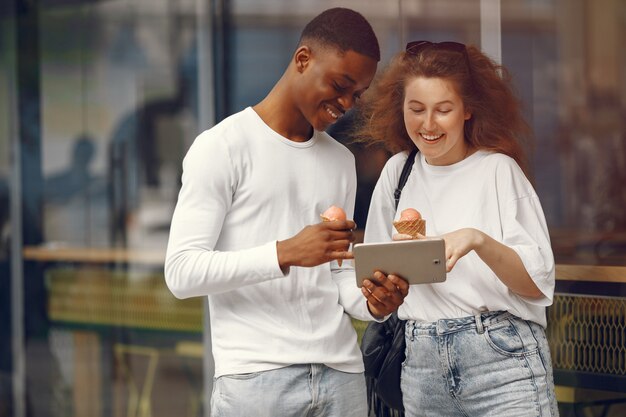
[405,40,472,76]
[405,40,467,55]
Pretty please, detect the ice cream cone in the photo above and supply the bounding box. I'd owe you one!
[320,206,346,266]
[393,218,426,239]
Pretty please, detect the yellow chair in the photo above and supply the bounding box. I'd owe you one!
[114,344,160,417]
[175,341,205,417]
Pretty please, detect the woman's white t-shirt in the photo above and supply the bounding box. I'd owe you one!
[364,150,555,327]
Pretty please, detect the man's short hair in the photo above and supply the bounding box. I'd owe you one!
[299,8,380,62]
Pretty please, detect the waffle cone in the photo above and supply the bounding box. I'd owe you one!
[320,214,343,266]
[393,219,426,239]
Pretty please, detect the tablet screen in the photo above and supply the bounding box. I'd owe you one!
[353,239,446,287]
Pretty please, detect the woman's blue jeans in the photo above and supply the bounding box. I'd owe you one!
[401,311,559,416]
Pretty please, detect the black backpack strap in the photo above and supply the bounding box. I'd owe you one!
[363,148,417,417]
[393,149,417,210]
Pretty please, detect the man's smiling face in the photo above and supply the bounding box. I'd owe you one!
[295,46,377,132]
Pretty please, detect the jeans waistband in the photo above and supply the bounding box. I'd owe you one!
[406,311,513,337]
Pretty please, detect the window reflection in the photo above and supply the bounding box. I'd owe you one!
[21,1,204,416]
[501,0,626,268]
[0,15,14,413]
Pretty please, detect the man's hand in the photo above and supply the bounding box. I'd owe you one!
[277,220,356,270]
[361,271,409,319]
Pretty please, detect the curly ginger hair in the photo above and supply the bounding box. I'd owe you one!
[353,44,532,176]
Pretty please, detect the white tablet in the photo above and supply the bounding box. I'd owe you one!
[353,239,447,287]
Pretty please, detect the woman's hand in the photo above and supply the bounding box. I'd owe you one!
[429,228,543,298]
[392,233,421,241]
[394,228,482,272]
[395,227,542,298]
[438,228,483,272]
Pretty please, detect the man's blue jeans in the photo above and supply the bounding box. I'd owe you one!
[211,363,367,417]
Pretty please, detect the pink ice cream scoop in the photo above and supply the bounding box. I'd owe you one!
[320,205,347,222]
[320,205,348,266]
[399,208,422,221]
[394,208,425,238]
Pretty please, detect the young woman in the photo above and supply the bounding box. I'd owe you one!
[356,41,559,416]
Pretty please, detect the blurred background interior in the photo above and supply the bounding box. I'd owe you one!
[1,0,625,416]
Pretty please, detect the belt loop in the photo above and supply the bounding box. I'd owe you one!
[475,313,485,334]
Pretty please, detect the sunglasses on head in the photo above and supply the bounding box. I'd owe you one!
[405,40,467,55]
[405,40,472,74]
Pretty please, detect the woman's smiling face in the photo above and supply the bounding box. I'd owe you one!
[403,76,472,166]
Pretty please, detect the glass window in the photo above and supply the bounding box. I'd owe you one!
[501,0,626,268]
[501,0,626,410]
[16,1,205,415]
[3,0,625,414]
[0,3,17,412]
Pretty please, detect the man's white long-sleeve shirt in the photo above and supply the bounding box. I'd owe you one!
[165,107,375,378]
